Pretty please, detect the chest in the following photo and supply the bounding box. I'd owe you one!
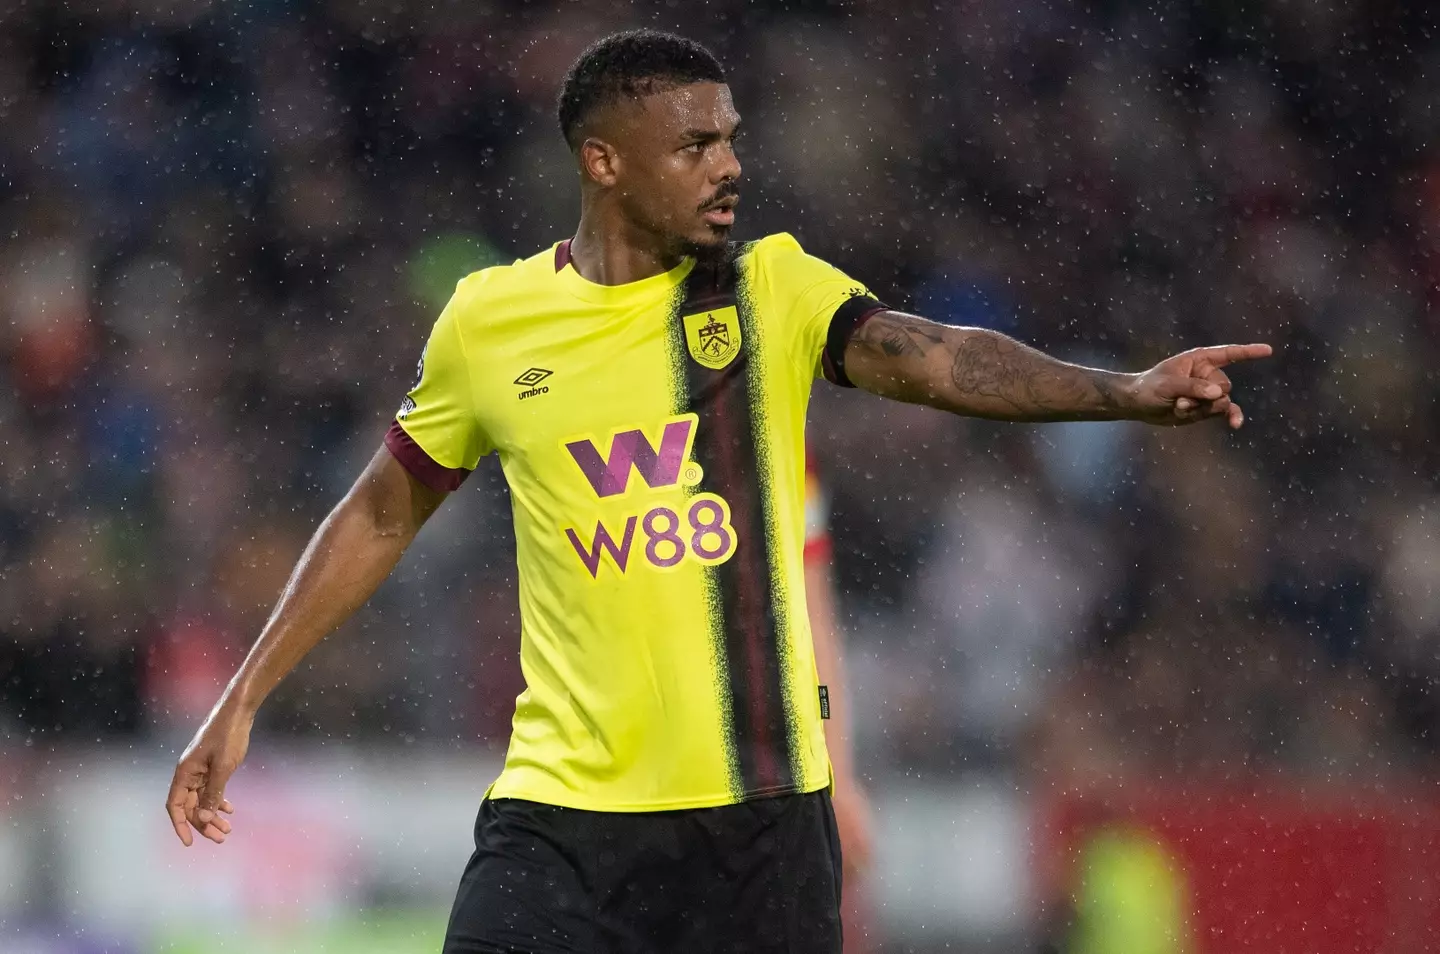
[471,304,692,462]
[469,292,801,481]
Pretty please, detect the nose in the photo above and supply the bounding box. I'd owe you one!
[713,141,741,184]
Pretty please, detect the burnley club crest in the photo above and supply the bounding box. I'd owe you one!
[683,306,742,370]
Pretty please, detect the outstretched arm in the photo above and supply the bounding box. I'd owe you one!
[841,310,1272,428]
[165,445,447,846]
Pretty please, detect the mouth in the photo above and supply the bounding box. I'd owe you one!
[701,195,738,227]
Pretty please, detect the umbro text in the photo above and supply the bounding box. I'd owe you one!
[514,367,553,399]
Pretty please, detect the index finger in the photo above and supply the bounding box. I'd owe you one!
[1192,343,1273,367]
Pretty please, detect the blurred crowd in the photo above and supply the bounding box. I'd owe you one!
[1,0,1438,793]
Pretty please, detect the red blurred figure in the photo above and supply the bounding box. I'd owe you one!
[804,451,878,953]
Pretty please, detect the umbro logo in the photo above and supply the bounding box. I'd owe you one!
[515,367,552,400]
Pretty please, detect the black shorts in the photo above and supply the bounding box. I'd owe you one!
[441,790,843,954]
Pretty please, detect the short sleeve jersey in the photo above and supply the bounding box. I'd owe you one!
[387,233,883,811]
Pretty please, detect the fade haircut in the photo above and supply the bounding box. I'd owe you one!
[558,30,725,148]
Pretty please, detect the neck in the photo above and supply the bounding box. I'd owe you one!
[567,209,686,286]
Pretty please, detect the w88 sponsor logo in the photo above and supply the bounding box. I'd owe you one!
[565,493,735,577]
[561,414,737,577]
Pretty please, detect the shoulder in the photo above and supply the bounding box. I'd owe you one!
[444,242,565,323]
[738,233,868,304]
[453,242,558,298]
[733,233,809,291]
[739,232,806,267]
[738,232,849,281]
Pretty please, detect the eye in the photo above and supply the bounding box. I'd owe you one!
[682,141,705,154]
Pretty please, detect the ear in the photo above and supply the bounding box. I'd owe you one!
[580,137,619,187]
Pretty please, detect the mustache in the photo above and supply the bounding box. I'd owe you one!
[698,182,740,212]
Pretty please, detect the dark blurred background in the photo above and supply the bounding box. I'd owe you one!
[2,1,1438,952]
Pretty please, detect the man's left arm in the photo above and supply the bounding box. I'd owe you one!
[839,309,1272,428]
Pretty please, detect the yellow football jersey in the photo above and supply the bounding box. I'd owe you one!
[385,233,884,811]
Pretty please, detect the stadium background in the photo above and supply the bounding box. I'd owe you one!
[3,0,1439,951]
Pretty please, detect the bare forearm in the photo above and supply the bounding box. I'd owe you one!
[222,448,442,715]
[225,503,406,712]
[943,329,1133,421]
[845,311,1135,421]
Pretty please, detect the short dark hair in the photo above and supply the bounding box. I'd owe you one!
[557,30,725,148]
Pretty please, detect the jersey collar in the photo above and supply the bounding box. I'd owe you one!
[552,239,696,305]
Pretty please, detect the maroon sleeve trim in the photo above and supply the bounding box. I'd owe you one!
[822,296,887,387]
[384,420,471,493]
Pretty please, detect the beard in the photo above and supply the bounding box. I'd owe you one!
[677,229,732,263]
[677,180,740,262]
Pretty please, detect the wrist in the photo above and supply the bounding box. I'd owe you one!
[1110,371,1143,419]
[227,678,267,719]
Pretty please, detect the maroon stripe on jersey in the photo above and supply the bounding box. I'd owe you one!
[710,367,783,791]
[384,420,471,492]
[554,239,573,272]
[672,247,798,799]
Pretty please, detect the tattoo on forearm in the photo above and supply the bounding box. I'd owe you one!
[949,334,1121,417]
[856,311,947,358]
[848,311,1125,420]
[1086,368,1119,408]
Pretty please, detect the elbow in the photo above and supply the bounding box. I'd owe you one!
[341,480,414,544]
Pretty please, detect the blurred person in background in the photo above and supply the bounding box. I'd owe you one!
[162,28,1269,954]
[1,2,1435,952]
